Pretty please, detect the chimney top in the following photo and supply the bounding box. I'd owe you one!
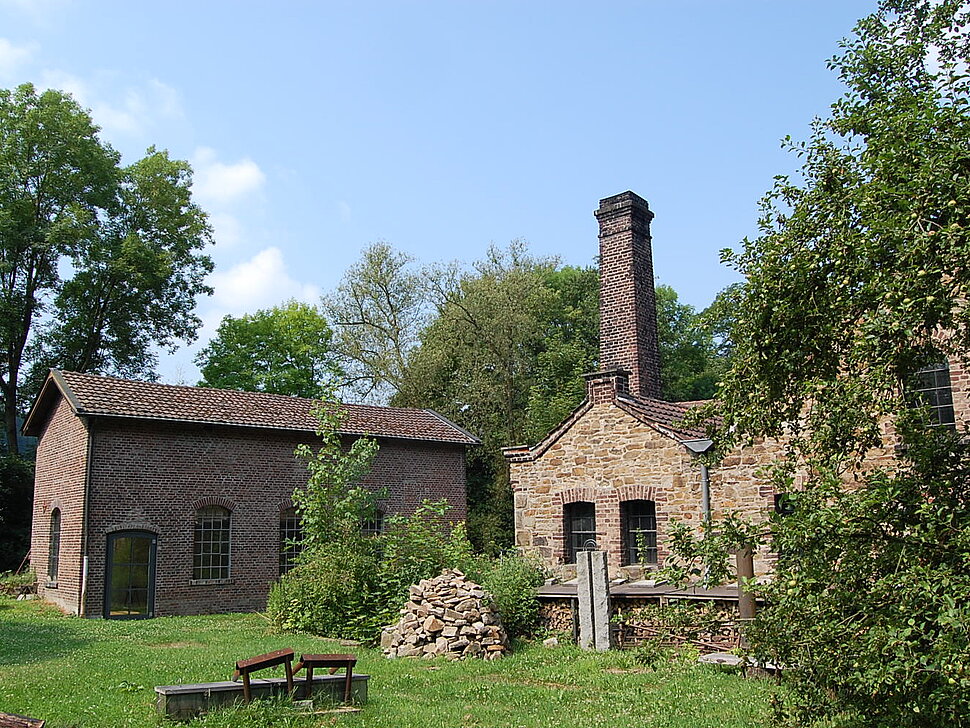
[594,190,662,400]
[594,191,654,221]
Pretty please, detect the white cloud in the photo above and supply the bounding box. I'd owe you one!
[192,147,266,207]
[338,200,352,223]
[209,247,319,317]
[207,212,245,249]
[0,38,36,80]
[37,70,184,139]
[38,69,88,102]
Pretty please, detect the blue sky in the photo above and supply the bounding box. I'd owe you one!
[0,0,876,383]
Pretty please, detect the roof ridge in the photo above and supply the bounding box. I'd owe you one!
[27,370,480,445]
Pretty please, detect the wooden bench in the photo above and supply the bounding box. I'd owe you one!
[232,648,295,703]
[293,653,357,702]
[0,711,44,728]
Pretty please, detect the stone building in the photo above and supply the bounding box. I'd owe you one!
[25,370,478,618]
[504,191,970,579]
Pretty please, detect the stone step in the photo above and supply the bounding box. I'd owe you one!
[154,673,369,720]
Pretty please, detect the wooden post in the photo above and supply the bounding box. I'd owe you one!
[735,546,755,647]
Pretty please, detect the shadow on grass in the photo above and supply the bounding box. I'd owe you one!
[0,613,92,666]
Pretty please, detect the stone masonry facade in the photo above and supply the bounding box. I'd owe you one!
[508,371,785,578]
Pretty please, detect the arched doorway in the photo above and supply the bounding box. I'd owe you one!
[104,531,157,619]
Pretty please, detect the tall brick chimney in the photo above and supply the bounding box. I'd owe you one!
[594,191,662,400]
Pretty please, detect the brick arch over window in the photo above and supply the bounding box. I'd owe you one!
[192,496,237,512]
[105,522,160,535]
[276,497,296,512]
[616,485,657,503]
[557,487,598,506]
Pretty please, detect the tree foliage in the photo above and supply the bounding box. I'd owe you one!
[656,284,722,402]
[291,400,380,551]
[706,2,970,724]
[395,240,727,552]
[0,456,34,572]
[325,242,427,403]
[196,300,339,399]
[0,83,213,454]
[397,243,582,552]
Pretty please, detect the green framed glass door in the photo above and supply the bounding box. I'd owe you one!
[104,531,156,619]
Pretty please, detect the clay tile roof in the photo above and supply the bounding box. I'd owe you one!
[615,395,714,441]
[26,370,479,445]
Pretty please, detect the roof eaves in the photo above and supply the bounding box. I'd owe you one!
[502,398,594,463]
[78,410,475,445]
[22,369,83,437]
[423,409,481,445]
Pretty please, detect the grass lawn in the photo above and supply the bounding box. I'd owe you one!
[0,596,773,728]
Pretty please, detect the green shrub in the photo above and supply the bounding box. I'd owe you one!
[268,500,475,643]
[0,568,36,596]
[267,537,382,639]
[462,551,547,639]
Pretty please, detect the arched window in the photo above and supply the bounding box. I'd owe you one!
[564,501,596,563]
[47,509,61,582]
[621,500,657,565]
[279,507,303,575]
[193,505,231,580]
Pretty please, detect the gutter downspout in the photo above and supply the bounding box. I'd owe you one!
[78,416,92,617]
[680,438,714,521]
[700,462,711,523]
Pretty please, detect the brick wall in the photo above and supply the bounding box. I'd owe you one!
[30,396,90,614]
[32,392,467,618]
[595,191,662,400]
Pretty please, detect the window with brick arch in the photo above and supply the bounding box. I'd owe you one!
[909,362,956,428]
[193,505,231,581]
[279,507,303,575]
[621,499,657,565]
[47,508,61,582]
[564,501,596,563]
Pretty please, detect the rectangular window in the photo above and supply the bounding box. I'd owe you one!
[361,510,384,537]
[48,509,61,583]
[193,506,231,581]
[279,508,303,575]
[910,362,956,428]
[564,502,596,563]
[774,493,796,516]
[621,500,657,565]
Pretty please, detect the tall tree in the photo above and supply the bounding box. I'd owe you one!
[196,300,340,399]
[398,242,559,551]
[397,241,731,551]
[709,1,970,724]
[325,242,427,403]
[656,284,720,402]
[0,84,213,454]
[525,265,599,439]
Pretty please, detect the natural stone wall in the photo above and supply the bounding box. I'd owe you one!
[509,398,783,577]
[381,570,508,660]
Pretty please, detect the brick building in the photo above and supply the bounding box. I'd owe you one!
[25,370,477,618]
[504,191,970,579]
